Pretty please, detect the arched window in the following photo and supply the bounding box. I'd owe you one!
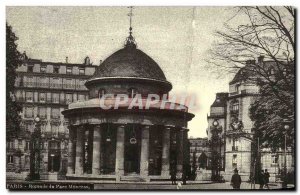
[198,152,208,169]
[230,100,239,112]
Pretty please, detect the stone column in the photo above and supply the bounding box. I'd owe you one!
[92,125,102,175]
[115,125,125,181]
[67,126,75,174]
[140,125,150,178]
[161,126,171,177]
[75,126,84,175]
[176,128,184,177]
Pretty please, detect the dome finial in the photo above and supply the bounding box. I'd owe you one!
[125,6,136,48]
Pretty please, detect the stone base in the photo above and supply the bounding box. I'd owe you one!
[223,171,250,182]
[40,172,59,181]
[195,168,211,181]
[160,170,170,178]
[6,171,29,181]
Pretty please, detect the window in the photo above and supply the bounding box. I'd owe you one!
[66,93,73,104]
[39,77,48,88]
[52,78,60,88]
[38,107,47,119]
[232,138,238,151]
[79,68,85,75]
[51,108,60,119]
[39,92,46,103]
[53,66,59,74]
[46,93,52,103]
[65,78,73,89]
[232,154,237,168]
[66,67,72,75]
[25,107,34,118]
[235,84,240,93]
[25,91,34,102]
[272,154,279,164]
[231,100,239,112]
[7,141,14,149]
[25,141,30,150]
[7,155,14,164]
[40,65,46,73]
[18,140,22,148]
[52,93,59,103]
[27,65,33,73]
[269,67,275,75]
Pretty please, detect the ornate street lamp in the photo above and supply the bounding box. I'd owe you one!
[28,116,41,180]
[210,119,222,182]
[282,120,290,189]
[50,153,55,173]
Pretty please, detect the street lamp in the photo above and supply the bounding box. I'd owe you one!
[282,121,290,189]
[50,153,55,173]
[210,119,222,182]
[28,116,41,180]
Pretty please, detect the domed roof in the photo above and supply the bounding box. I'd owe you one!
[89,46,167,82]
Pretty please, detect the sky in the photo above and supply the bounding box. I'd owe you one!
[6,6,240,138]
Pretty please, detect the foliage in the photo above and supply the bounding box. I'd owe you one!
[208,6,295,150]
[6,23,22,139]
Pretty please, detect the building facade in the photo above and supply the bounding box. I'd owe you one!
[7,55,97,180]
[189,137,209,169]
[206,58,294,182]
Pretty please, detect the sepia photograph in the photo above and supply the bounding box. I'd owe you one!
[5,5,295,191]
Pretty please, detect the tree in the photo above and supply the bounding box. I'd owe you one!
[208,6,295,150]
[6,23,22,139]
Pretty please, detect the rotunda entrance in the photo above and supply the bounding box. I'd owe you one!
[124,124,141,175]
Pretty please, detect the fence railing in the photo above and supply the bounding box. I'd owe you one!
[19,82,87,90]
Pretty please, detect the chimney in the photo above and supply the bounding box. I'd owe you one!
[65,56,68,64]
[84,56,90,65]
[23,51,28,61]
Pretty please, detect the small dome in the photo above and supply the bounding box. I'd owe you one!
[89,46,167,82]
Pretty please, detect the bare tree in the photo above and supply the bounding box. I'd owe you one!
[208,6,295,150]
[208,6,294,107]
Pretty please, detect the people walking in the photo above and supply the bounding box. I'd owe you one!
[258,170,265,189]
[230,168,242,189]
[182,171,187,185]
[264,169,270,189]
[171,168,177,185]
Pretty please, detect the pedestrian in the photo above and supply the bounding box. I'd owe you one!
[264,169,270,189]
[182,171,187,185]
[171,168,176,185]
[258,170,265,189]
[230,168,242,189]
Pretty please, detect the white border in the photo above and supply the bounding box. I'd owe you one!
[1,1,298,194]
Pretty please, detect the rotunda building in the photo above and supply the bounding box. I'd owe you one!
[62,34,194,182]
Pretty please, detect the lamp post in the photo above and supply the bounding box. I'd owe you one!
[282,121,290,189]
[210,120,222,182]
[50,153,55,173]
[29,116,41,180]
